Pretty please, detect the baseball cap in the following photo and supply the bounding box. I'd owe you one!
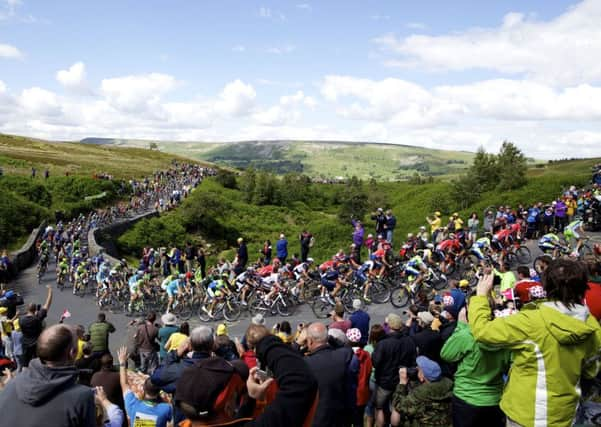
[458,279,469,288]
[416,356,442,382]
[251,314,265,325]
[352,299,362,310]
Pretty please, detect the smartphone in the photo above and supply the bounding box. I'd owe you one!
[255,369,272,382]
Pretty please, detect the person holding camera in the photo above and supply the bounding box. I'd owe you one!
[390,356,453,427]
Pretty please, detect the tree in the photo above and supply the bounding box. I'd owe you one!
[148,142,159,150]
[240,168,256,203]
[496,141,527,190]
[470,146,498,190]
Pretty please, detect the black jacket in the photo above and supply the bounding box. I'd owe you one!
[411,328,443,363]
[0,358,95,427]
[151,350,211,393]
[247,335,318,427]
[305,344,358,427]
[372,331,417,390]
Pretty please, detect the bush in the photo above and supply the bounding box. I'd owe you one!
[0,192,49,245]
[118,214,187,254]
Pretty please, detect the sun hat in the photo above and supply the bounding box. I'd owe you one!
[161,313,177,326]
[416,356,442,382]
[458,279,469,288]
[352,299,362,310]
[346,328,362,344]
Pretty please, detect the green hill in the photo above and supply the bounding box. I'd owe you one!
[80,138,476,180]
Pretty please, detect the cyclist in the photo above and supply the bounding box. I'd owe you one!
[127,271,144,312]
[492,224,513,251]
[203,273,231,318]
[56,257,69,286]
[538,229,563,258]
[291,258,313,298]
[74,261,89,294]
[405,254,428,290]
[470,235,492,261]
[435,234,463,272]
[563,218,587,254]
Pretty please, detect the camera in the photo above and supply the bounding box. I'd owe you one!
[400,366,419,381]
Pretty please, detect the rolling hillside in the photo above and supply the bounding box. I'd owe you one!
[80,138,475,180]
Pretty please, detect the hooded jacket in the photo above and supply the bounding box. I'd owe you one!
[0,358,95,427]
[469,296,601,427]
[392,377,453,427]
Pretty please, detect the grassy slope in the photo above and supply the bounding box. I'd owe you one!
[80,138,476,180]
[0,134,210,179]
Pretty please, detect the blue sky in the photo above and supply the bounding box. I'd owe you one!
[1,0,601,158]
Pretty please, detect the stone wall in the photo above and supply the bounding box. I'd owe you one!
[9,221,47,274]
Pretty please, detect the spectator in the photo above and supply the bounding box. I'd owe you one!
[483,210,495,234]
[274,321,294,345]
[261,240,272,265]
[390,356,453,427]
[18,284,52,366]
[276,234,288,265]
[215,323,238,361]
[347,328,373,427]
[350,299,370,346]
[165,321,189,352]
[411,311,443,363]
[184,242,195,273]
[76,341,101,386]
[151,325,214,393]
[94,386,125,427]
[303,322,359,427]
[467,212,479,242]
[441,307,510,427]
[372,313,417,427]
[426,211,442,243]
[329,302,352,333]
[135,312,159,374]
[157,313,178,362]
[11,318,23,371]
[197,246,206,279]
[235,237,249,275]
[89,312,116,358]
[371,208,386,236]
[513,265,539,304]
[384,210,396,244]
[494,261,516,293]
[352,219,365,255]
[299,230,313,262]
[118,347,172,427]
[91,353,125,416]
[0,324,95,426]
[469,259,601,426]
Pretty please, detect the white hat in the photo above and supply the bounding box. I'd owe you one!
[352,299,362,310]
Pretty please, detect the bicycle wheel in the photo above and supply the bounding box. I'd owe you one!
[390,286,410,308]
[430,270,448,291]
[249,296,268,316]
[224,300,241,322]
[516,246,531,264]
[369,280,390,304]
[276,296,294,317]
[311,299,333,319]
[198,304,212,322]
[579,243,593,257]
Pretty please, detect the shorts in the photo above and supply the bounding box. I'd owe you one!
[374,386,393,410]
[321,278,336,291]
[405,266,420,277]
[470,248,484,260]
[564,230,579,239]
[538,243,555,253]
[166,286,178,297]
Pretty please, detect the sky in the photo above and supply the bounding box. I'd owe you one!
[1,0,601,158]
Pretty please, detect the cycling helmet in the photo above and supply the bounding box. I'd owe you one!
[549,227,557,233]
[426,243,434,249]
[458,279,469,288]
[4,290,14,299]
[419,226,426,231]
[407,233,414,239]
[306,257,314,264]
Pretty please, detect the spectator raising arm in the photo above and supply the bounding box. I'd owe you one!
[42,284,52,311]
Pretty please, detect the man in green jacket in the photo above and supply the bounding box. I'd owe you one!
[441,306,510,427]
[469,259,601,427]
[89,312,115,357]
[391,356,453,427]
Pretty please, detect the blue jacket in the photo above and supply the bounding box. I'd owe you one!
[276,238,288,259]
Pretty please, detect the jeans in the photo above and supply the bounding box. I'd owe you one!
[386,230,393,244]
[139,350,158,375]
[452,395,505,427]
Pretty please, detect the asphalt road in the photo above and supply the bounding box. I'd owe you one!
[9,232,600,356]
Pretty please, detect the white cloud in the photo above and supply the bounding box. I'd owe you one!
[56,62,89,93]
[296,3,311,11]
[258,6,286,21]
[232,45,245,52]
[252,90,316,126]
[280,90,316,108]
[266,45,295,55]
[19,87,62,117]
[371,14,390,21]
[373,0,601,85]
[406,22,426,29]
[100,73,176,113]
[214,79,256,116]
[259,6,271,18]
[0,42,22,58]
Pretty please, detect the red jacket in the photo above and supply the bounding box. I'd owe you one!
[354,347,373,406]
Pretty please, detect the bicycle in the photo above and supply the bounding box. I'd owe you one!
[198,293,241,322]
